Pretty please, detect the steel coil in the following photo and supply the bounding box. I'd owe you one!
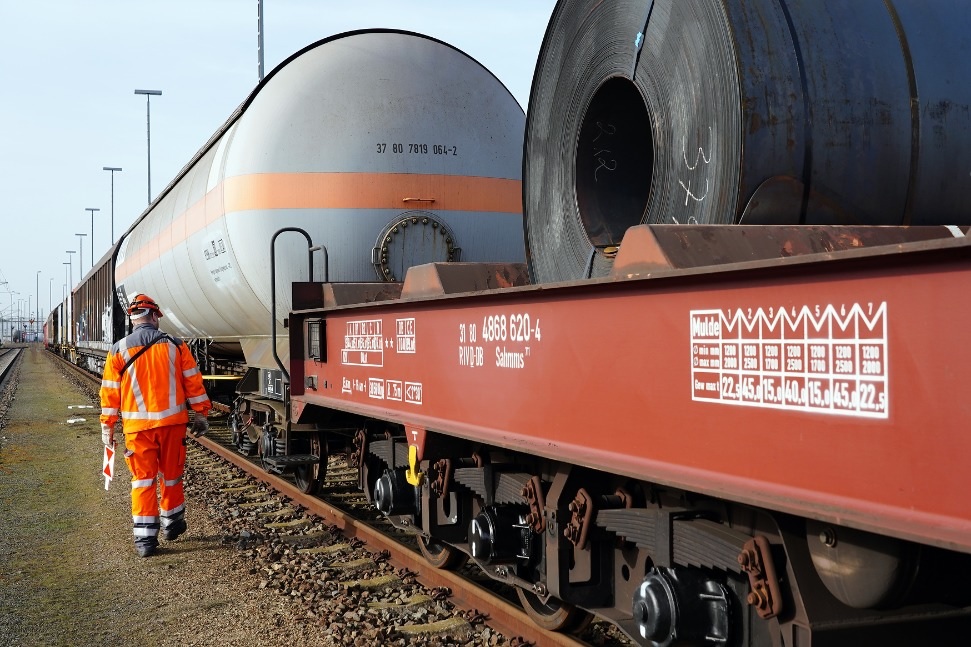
[524,0,971,282]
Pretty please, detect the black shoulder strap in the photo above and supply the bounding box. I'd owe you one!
[120,333,177,375]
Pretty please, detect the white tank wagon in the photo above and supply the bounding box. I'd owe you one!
[114,29,527,372]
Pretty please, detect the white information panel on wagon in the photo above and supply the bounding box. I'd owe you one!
[689,303,889,419]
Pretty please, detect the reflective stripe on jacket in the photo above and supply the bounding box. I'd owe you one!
[99,325,211,433]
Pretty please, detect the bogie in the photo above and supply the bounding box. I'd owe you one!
[347,431,971,645]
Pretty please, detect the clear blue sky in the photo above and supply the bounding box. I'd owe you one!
[0,0,556,324]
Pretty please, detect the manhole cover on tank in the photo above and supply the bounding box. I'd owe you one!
[372,211,460,282]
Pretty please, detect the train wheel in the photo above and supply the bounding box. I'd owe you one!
[360,456,385,504]
[293,432,327,495]
[516,588,593,634]
[230,412,256,456]
[417,534,468,570]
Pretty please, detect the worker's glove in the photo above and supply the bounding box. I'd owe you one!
[189,415,209,437]
[101,423,115,447]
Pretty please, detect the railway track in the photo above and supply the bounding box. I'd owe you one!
[0,347,24,434]
[0,347,23,390]
[55,352,629,646]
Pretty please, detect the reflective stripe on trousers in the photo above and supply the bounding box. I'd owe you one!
[124,423,186,537]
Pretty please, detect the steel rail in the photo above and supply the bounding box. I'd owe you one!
[0,347,23,392]
[194,433,584,646]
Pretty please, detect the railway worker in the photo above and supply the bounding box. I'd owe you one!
[99,294,211,558]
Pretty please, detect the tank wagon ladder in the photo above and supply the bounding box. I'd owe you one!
[233,228,331,493]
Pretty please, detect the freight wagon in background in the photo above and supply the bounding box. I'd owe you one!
[48,1,971,644]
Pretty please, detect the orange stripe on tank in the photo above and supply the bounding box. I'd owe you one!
[116,172,521,282]
[224,173,521,213]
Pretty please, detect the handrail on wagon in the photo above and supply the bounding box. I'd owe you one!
[270,227,328,384]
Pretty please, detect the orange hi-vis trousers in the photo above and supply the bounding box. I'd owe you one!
[124,423,186,541]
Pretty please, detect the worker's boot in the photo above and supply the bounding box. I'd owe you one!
[161,518,187,541]
[135,537,158,558]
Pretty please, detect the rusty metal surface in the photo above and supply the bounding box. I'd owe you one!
[292,282,405,312]
[292,235,971,554]
[611,224,969,277]
[401,262,530,299]
[738,536,783,620]
[320,283,404,309]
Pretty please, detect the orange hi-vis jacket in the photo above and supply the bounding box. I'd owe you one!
[100,325,211,432]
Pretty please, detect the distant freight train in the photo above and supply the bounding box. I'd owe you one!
[48,2,971,645]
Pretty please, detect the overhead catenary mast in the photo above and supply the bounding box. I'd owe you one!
[257,0,265,82]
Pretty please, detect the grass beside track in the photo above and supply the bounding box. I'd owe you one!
[0,347,336,646]
[0,345,142,645]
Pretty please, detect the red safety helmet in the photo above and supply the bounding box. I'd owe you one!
[127,293,163,318]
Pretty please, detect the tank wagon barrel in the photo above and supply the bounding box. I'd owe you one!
[51,29,530,494]
[56,28,528,403]
[115,29,526,374]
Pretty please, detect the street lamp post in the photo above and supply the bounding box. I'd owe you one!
[258,0,265,81]
[75,233,87,276]
[103,167,122,243]
[65,251,75,346]
[11,298,15,339]
[62,263,70,342]
[11,292,20,342]
[65,252,75,289]
[0,281,7,340]
[134,89,162,205]
[74,234,86,344]
[36,270,41,340]
[85,208,99,268]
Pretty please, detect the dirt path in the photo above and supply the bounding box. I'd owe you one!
[0,346,334,646]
